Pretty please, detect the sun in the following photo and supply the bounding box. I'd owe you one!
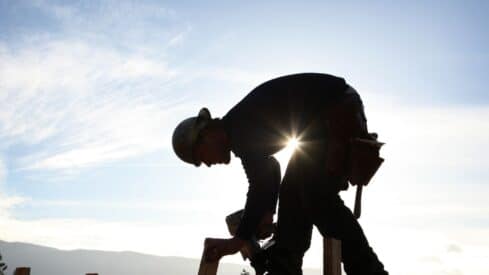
[274,136,301,172]
[287,137,300,150]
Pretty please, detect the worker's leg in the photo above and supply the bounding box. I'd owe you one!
[316,85,388,274]
[267,154,314,275]
[309,187,388,275]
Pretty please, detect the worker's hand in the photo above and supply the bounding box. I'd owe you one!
[203,237,245,262]
[256,211,275,239]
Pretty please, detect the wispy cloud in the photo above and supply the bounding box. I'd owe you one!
[0,38,182,171]
[0,189,27,220]
[0,0,193,172]
[30,0,179,45]
[0,157,6,185]
[364,103,489,175]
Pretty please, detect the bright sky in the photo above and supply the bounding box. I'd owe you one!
[1,1,488,274]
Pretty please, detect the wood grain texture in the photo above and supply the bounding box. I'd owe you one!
[14,267,31,275]
[323,238,342,275]
[198,247,219,275]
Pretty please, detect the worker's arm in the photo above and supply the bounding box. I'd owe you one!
[235,155,281,240]
[203,210,274,262]
[202,157,279,262]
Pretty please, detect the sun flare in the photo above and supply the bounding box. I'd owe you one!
[274,137,301,172]
[287,137,300,150]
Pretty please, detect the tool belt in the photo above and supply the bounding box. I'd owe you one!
[327,86,385,187]
[348,136,384,186]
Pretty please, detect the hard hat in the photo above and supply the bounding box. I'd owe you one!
[172,107,212,166]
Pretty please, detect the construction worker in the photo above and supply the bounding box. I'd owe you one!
[172,73,388,275]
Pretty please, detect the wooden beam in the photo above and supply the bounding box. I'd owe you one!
[14,267,30,275]
[323,237,342,275]
[198,245,219,275]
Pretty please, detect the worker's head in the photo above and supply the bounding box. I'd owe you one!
[172,108,231,167]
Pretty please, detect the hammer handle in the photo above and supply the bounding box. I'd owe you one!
[353,185,363,219]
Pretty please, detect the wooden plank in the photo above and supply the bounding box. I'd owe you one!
[14,267,31,275]
[323,237,342,275]
[198,245,219,275]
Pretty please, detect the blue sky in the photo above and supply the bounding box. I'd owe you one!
[1,1,488,274]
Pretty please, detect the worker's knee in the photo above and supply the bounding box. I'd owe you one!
[308,189,343,213]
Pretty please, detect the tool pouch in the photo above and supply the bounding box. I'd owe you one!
[348,136,384,186]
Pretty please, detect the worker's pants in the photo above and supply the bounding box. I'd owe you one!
[267,168,388,275]
[267,87,388,275]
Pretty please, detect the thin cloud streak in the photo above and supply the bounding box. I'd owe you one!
[0,0,193,172]
[24,199,229,213]
[0,38,183,171]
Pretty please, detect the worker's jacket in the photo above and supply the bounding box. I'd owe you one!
[221,73,351,240]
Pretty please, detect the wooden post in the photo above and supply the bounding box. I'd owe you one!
[323,238,342,275]
[198,244,219,275]
[14,267,30,275]
[323,185,365,275]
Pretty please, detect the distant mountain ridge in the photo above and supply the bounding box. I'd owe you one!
[0,240,321,275]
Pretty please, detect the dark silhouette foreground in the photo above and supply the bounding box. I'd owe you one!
[173,73,388,275]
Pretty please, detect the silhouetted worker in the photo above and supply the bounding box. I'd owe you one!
[172,73,388,275]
